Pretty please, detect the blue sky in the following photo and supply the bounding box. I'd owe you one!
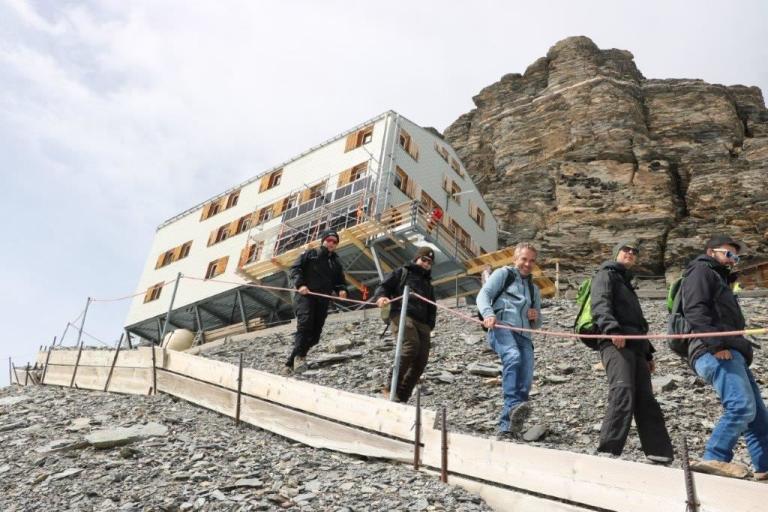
[2,0,766,384]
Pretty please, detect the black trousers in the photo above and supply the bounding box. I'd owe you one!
[388,317,431,402]
[286,294,330,367]
[598,344,674,458]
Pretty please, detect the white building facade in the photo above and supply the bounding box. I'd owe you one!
[125,111,497,342]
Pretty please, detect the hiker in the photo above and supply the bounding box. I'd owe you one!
[476,242,542,437]
[284,229,348,374]
[374,247,437,403]
[591,240,674,462]
[680,235,767,480]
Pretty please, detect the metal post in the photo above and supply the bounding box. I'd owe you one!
[235,353,244,426]
[440,406,448,483]
[369,244,385,282]
[194,306,206,346]
[682,438,700,512]
[104,334,123,392]
[455,272,459,308]
[125,330,133,349]
[59,322,71,346]
[41,341,54,385]
[151,344,158,395]
[414,385,422,470]
[69,342,84,388]
[555,260,560,299]
[11,359,21,386]
[236,290,249,334]
[24,363,30,386]
[390,285,410,401]
[159,272,182,346]
[8,357,12,385]
[74,297,91,348]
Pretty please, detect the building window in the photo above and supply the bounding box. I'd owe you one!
[247,241,263,264]
[450,182,462,204]
[236,215,251,234]
[338,162,368,187]
[200,189,241,221]
[179,241,192,259]
[257,206,273,224]
[469,201,485,229]
[161,251,174,267]
[450,157,464,178]
[399,129,419,161]
[205,257,228,279]
[259,169,283,193]
[301,182,326,204]
[226,191,240,208]
[143,282,163,303]
[434,143,449,163]
[344,125,374,152]
[215,225,229,244]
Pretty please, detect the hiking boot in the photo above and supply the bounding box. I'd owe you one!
[280,366,293,376]
[293,356,307,373]
[496,430,517,441]
[691,460,750,479]
[508,402,531,435]
[755,472,767,481]
[646,455,674,465]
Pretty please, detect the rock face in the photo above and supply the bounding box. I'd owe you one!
[444,36,768,281]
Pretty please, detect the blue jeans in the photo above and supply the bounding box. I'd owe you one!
[488,328,534,432]
[694,350,768,472]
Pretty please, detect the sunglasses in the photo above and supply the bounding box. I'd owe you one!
[324,238,339,244]
[620,247,639,256]
[420,256,433,264]
[712,248,740,263]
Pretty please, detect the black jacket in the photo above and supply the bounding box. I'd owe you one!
[289,246,347,294]
[681,255,752,365]
[590,261,654,359]
[373,263,437,329]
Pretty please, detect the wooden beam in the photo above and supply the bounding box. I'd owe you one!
[156,369,413,462]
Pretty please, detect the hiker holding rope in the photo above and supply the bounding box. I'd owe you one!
[283,229,348,374]
[373,246,437,403]
[590,240,674,463]
[476,242,541,437]
[680,236,768,480]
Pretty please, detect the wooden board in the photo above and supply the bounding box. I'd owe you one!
[420,428,765,512]
[156,370,413,462]
[45,347,154,368]
[419,469,592,512]
[162,350,434,441]
[41,364,152,395]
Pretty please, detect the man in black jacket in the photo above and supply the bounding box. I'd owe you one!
[284,229,348,373]
[374,246,437,403]
[591,240,673,462]
[683,235,767,480]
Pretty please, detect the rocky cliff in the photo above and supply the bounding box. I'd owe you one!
[444,36,768,282]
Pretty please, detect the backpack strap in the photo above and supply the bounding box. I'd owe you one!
[491,268,516,307]
[398,267,409,291]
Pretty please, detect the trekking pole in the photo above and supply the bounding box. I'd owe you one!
[389,285,410,401]
[414,385,422,470]
[681,437,700,512]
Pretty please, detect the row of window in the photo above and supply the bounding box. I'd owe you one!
[434,142,465,178]
[143,254,233,303]
[395,166,486,231]
[201,190,240,221]
[155,240,192,269]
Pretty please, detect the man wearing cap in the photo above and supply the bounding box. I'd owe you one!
[590,240,674,462]
[284,229,348,373]
[374,246,437,403]
[682,235,767,480]
[477,242,542,437]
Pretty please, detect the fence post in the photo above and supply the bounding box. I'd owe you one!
[159,272,182,345]
[69,342,84,388]
[42,343,54,385]
[74,297,91,348]
[151,345,158,395]
[24,363,30,386]
[414,385,422,470]
[389,285,410,401]
[440,406,448,483]
[682,437,700,512]
[104,334,124,392]
[235,353,244,426]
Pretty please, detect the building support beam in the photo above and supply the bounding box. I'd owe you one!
[236,290,249,334]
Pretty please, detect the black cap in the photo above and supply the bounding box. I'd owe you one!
[612,239,640,260]
[319,229,340,243]
[706,235,743,253]
[414,246,435,261]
